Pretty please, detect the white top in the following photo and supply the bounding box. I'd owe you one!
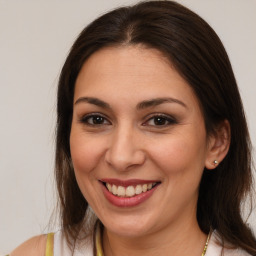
[53,230,251,256]
[205,232,251,256]
[53,230,93,256]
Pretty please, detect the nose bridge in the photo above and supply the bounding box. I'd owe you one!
[105,122,145,171]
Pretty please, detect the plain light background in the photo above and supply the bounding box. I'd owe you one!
[0,0,255,254]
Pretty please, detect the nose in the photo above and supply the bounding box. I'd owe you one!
[105,125,146,172]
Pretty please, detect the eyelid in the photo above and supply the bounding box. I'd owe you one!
[142,113,177,126]
[79,112,112,125]
[78,112,177,127]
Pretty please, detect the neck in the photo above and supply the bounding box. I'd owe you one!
[102,215,207,256]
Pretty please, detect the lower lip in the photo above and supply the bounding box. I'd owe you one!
[101,183,159,207]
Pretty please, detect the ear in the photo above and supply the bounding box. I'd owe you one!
[205,120,231,169]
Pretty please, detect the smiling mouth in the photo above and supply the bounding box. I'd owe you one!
[102,182,160,197]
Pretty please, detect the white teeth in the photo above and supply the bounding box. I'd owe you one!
[135,185,142,195]
[112,184,117,195]
[126,186,135,197]
[142,184,147,192]
[117,186,126,197]
[105,182,158,197]
[106,183,112,192]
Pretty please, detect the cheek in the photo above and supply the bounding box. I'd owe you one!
[69,131,108,190]
[149,131,207,176]
[70,130,103,171]
[69,131,107,205]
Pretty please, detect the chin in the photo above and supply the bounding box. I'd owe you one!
[100,213,156,238]
[108,224,149,238]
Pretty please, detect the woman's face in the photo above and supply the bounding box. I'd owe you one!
[70,46,213,238]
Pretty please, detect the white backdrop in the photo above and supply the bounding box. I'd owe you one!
[0,0,255,254]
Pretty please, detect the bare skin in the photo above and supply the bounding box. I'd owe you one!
[103,213,208,256]
[10,235,46,256]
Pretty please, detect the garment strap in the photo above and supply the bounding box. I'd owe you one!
[45,233,54,256]
[95,221,104,256]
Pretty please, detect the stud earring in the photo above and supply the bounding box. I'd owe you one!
[213,160,219,166]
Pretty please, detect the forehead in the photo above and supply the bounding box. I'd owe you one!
[77,46,171,84]
[74,46,200,110]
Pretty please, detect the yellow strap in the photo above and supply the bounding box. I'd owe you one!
[95,222,104,256]
[45,233,54,256]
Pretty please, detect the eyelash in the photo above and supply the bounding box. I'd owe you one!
[79,113,177,128]
[79,113,111,126]
[143,114,177,127]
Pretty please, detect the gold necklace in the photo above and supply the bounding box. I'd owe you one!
[202,231,211,256]
[95,222,211,256]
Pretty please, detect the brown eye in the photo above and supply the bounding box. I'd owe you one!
[81,114,111,126]
[90,116,105,124]
[143,114,177,127]
[153,116,168,125]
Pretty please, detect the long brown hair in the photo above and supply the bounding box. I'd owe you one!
[55,1,256,254]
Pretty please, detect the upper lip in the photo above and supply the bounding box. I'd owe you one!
[100,178,161,187]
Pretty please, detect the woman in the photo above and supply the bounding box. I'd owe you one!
[10,1,256,255]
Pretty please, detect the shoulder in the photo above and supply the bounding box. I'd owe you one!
[10,234,47,256]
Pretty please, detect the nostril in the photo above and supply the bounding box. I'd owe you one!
[105,148,146,172]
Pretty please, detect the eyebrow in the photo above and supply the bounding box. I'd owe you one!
[74,97,187,109]
[136,97,187,110]
[74,97,110,109]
